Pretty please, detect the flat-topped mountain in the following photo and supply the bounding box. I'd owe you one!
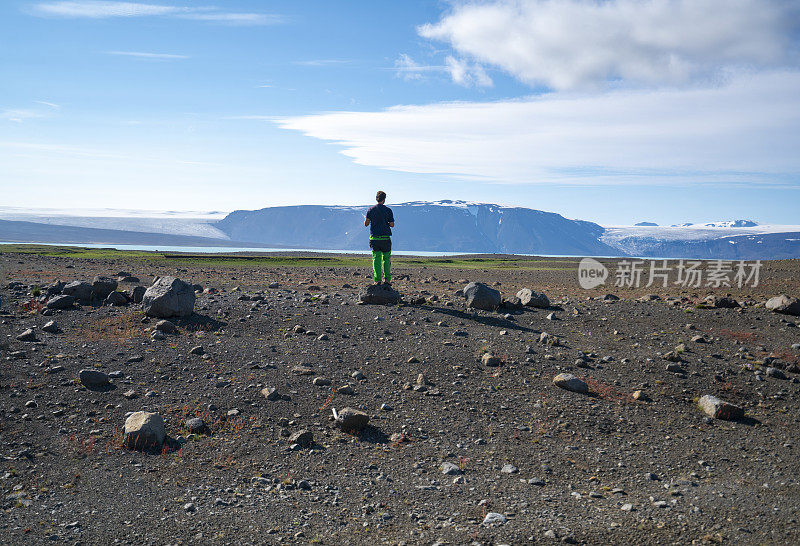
[215,200,618,255]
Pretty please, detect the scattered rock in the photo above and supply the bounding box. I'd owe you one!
[16,329,36,342]
[766,295,800,316]
[482,512,506,525]
[46,295,75,310]
[766,367,787,380]
[697,395,744,420]
[552,373,589,394]
[261,387,281,401]
[142,276,196,318]
[632,390,650,401]
[104,291,128,306]
[189,345,204,355]
[334,407,369,432]
[481,353,502,367]
[78,369,110,389]
[185,417,208,434]
[92,276,118,299]
[62,281,93,304]
[516,288,550,308]
[155,320,179,334]
[501,464,518,474]
[704,295,739,308]
[131,286,146,303]
[123,411,166,451]
[42,320,59,333]
[463,282,501,311]
[288,429,313,448]
[440,462,461,475]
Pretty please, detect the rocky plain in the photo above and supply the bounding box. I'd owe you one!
[1,247,800,545]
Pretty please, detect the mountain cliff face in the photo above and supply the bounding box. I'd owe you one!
[214,201,618,255]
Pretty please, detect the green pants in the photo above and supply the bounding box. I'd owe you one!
[372,251,391,283]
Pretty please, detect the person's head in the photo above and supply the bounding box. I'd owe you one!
[376,190,386,204]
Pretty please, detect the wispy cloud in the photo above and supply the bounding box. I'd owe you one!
[34,100,61,108]
[277,70,800,187]
[31,1,281,25]
[106,50,188,60]
[393,54,492,87]
[393,54,445,81]
[293,59,352,67]
[1,108,52,123]
[223,115,278,121]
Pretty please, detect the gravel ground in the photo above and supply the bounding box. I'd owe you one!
[1,252,799,545]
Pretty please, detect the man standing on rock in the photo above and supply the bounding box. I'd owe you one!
[364,191,395,285]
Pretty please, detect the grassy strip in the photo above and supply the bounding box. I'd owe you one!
[0,244,578,270]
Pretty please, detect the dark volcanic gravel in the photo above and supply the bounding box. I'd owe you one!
[1,252,800,545]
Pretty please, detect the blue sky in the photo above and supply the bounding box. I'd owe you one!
[1,0,799,225]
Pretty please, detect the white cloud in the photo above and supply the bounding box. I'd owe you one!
[106,50,188,60]
[31,1,280,25]
[277,70,800,186]
[1,109,49,123]
[392,54,492,87]
[34,1,178,17]
[445,56,492,87]
[293,59,353,67]
[418,0,800,90]
[393,54,445,81]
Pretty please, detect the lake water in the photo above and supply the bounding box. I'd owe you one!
[0,241,469,257]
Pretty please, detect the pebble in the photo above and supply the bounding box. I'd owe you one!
[440,462,461,475]
[482,512,506,525]
[552,373,588,394]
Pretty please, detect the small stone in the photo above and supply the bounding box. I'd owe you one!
[288,429,313,448]
[78,369,110,388]
[632,390,650,401]
[440,462,461,475]
[16,329,37,342]
[46,295,75,310]
[185,418,207,434]
[766,367,787,380]
[621,503,634,511]
[482,512,506,525]
[123,411,166,451]
[501,464,518,474]
[334,407,369,432]
[261,387,281,401]
[42,321,59,333]
[697,395,744,420]
[337,384,355,395]
[481,353,502,367]
[313,377,332,386]
[189,345,204,355]
[155,320,178,334]
[552,373,588,394]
